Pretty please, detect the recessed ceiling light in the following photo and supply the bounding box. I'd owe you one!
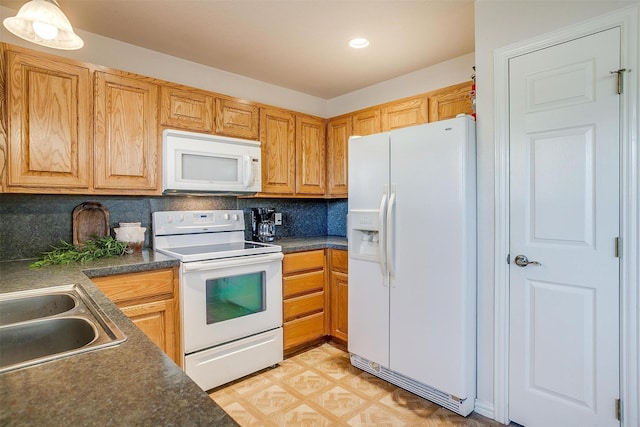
[349,38,369,49]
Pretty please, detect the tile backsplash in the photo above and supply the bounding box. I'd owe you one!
[0,194,347,261]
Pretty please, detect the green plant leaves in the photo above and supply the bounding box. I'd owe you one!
[29,236,129,268]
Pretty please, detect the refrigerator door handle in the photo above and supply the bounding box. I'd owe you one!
[378,185,388,285]
[386,184,396,286]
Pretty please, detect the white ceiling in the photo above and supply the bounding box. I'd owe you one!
[2,0,475,99]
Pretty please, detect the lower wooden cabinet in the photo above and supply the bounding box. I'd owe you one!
[329,249,348,343]
[91,267,181,366]
[282,250,327,351]
[282,249,349,352]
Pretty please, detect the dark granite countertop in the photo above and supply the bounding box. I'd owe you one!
[276,235,348,253]
[0,252,238,426]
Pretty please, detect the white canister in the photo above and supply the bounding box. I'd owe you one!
[114,222,146,253]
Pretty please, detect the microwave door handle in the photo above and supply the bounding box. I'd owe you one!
[242,155,251,187]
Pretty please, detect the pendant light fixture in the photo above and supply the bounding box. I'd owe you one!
[3,0,83,50]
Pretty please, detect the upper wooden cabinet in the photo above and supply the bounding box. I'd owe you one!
[428,81,473,122]
[352,108,381,136]
[260,107,296,194]
[215,97,260,140]
[5,49,92,192]
[295,115,325,195]
[381,96,428,131]
[4,46,160,195]
[2,44,473,198]
[160,85,214,133]
[94,71,159,193]
[326,116,350,197]
[350,94,428,136]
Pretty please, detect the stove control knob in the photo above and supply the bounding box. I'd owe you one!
[223,213,230,220]
[166,215,173,223]
[179,214,185,222]
[232,214,239,221]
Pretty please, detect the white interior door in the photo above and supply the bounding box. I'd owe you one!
[509,28,620,426]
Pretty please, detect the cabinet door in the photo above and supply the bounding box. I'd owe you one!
[6,50,91,191]
[329,249,348,342]
[121,299,178,364]
[160,85,213,132]
[92,267,180,366]
[330,270,349,342]
[94,71,159,193]
[215,98,259,140]
[381,96,428,131]
[428,81,473,122]
[326,116,350,197]
[295,115,326,195]
[352,108,380,136]
[259,107,295,194]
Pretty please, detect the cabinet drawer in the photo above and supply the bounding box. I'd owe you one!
[283,270,324,298]
[283,250,324,274]
[92,269,175,304]
[283,312,324,350]
[283,291,324,321]
[330,249,348,272]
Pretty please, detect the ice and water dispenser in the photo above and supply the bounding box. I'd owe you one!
[348,210,381,261]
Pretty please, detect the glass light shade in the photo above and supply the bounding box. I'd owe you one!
[3,0,83,50]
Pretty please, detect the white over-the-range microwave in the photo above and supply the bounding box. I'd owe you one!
[162,129,262,194]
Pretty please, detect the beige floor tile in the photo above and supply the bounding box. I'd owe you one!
[283,369,333,396]
[275,403,336,427]
[210,343,504,427]
[345,402,410,427]
[311,385,368,418]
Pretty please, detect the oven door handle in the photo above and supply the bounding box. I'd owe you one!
[182,252,284,272]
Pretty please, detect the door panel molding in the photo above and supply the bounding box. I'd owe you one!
[493,6,639,426]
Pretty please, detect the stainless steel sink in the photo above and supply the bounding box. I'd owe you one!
[0,293,77,326]
[0,284,126,373]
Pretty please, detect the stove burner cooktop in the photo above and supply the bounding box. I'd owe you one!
[158,240,281,262]
[152,210,282,262]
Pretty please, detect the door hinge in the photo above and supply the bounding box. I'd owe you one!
[506,254,510,264]
[615,237,621,258]
[610,68,629,94]
[616,398,622,421]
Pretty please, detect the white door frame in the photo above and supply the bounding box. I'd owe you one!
[493,6,639,426]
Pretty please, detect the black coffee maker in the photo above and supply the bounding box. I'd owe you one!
[251,208,275,242]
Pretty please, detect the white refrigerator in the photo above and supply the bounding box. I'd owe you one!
[347,115,476,416]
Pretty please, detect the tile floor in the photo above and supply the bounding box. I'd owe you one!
[209,342,505,426]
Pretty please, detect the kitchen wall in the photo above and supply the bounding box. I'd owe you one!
[0,194,347,261]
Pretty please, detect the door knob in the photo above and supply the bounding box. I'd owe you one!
[514,255,542,267]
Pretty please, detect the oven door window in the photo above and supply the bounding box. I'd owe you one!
[205,272,265,324]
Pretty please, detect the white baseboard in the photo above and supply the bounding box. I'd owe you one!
[474,399,495,420]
